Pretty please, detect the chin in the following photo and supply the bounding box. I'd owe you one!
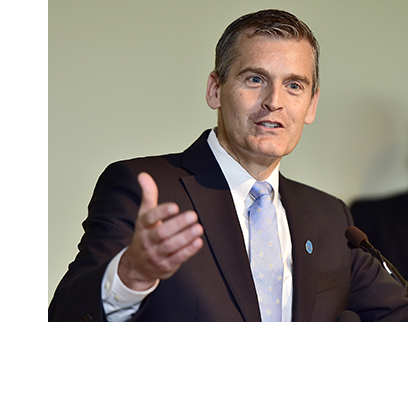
[254,138,289,156]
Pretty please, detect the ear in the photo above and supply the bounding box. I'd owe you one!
[206,71,221,110]
[304,88,320,125]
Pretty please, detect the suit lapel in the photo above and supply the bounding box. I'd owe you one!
[180,132,261,322]
[279,175,318,321]
[179,132,321,322]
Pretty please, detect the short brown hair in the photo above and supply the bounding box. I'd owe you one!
[214,9,320,95]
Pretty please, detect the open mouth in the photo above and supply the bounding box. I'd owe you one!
[257,121,283,129]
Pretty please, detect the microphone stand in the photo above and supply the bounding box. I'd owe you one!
[360,240,408,291]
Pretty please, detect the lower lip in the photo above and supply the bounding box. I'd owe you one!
[255,123,283,131]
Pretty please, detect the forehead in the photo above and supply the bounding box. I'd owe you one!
[232,34,315,78]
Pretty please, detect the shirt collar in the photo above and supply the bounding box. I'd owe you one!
[207,128,280,206]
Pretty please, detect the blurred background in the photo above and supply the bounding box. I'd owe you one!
[49,0,408,302]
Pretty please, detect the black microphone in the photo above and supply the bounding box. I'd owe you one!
[345,226,407,290]
[335,310,361,322]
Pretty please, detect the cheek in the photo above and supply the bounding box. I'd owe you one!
[288,102,310,126]
[230,89,259,113]
[287,125,305,154]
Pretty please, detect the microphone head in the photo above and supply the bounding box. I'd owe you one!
[345,226,368,248]
[335,310,361,322]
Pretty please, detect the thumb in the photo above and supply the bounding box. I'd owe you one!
[138,172,158,214]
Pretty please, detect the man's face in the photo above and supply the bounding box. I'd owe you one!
[206,35,320,178]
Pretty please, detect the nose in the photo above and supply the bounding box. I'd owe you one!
[261,84,283,112]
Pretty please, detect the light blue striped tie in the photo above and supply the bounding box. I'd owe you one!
[248,181,283,322]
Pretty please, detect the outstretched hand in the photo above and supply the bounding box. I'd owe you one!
[118,172,204,291]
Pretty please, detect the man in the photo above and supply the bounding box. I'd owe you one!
[49,9,408,322]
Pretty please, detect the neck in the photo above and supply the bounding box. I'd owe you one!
[217,136,281,180]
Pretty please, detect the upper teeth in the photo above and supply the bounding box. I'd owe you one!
[261,122,280,128]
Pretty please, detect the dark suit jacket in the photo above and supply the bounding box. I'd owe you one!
[350,193,408,281]
[48,130,408,322]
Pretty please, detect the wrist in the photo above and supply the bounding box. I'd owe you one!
[118,248,157,291]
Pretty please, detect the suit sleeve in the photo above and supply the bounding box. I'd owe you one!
[48,161,142,322]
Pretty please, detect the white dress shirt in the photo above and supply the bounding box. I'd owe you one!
[102,129,293,321]
[207,130,293,321]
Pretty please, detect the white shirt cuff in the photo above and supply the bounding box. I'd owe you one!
[102,247,160,320]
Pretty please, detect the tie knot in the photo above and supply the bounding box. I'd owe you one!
[250,181,273,200]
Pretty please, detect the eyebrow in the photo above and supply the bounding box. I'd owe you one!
[236,67,311,88]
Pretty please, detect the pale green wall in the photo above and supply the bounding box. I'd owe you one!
[49,0,408,303]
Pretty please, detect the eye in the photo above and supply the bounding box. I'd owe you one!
[250,76,262,83]
[246,75,264,86]
[288,82,301,90]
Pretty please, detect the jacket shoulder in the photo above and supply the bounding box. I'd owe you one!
[280,174,347,207]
